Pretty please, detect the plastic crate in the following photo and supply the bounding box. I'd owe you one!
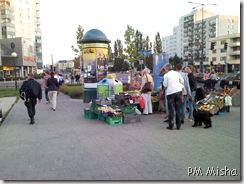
[106,116,123,125]
[98,113,107,122]
[123,113,141,124]
[84,108,98,119]
[152,101,159,111]
[120,106,137,114]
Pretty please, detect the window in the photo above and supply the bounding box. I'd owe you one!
[220,56,226,61]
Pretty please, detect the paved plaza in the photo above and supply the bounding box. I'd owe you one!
[0,91,241,181]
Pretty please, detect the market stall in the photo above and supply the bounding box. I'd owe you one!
[196,86,238,115]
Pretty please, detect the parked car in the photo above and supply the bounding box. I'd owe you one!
[220,72,240,89]
[194,73,204,83]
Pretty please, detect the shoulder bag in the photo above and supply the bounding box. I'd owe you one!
[141,74,152,93]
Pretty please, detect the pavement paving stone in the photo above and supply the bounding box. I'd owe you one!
[0,91,241,181]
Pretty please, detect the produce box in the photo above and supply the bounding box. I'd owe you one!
[119,106,137,114]
[98,113,106,122]
[123,113,141,124]
[106,116,123,125]
[197,104,219,115]
[84,108,98,119]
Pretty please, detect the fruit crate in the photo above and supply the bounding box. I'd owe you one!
[106,116,123,125]
[84,108,98,119]
[123,113,141,124]
[98,113,107,122]
[119,106,137,114]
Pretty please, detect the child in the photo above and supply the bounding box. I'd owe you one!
[157,86,165,113]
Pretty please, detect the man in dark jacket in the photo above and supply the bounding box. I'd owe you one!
[20,73,42,124]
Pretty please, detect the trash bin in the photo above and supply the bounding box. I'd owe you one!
[97,78,123,98]
[83,88,97,103]
[97,78,109,98]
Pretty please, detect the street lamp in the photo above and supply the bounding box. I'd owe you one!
[11,52,18,90]
[188,1,216,73]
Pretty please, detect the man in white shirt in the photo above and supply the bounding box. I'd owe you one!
[163,63,184,130]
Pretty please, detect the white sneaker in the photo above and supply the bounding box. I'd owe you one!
[45,101,49,104]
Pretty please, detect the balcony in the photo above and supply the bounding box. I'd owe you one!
[229,42,240,47]
[228,51,240,55]
[228,59,240,64]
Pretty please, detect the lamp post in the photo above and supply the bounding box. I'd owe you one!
[11,52,18,90]
[188,1,216,73]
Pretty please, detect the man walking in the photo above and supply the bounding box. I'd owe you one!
[163,63,184,130]
[20,73,42,124]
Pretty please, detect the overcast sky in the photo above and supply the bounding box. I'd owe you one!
[40,0,240,65]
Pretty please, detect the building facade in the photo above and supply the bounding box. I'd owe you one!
[162,9,239,70]
[208,33,240,72]
[0,0,42,78]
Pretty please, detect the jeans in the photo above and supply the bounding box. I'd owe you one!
[167,91,182,129]
[180,95,187,122]
[188,91,196,119]
[24,98,37,118]
[45,88,49,102]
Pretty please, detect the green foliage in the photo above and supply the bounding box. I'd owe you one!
[60,84,83,99]
[154,32,163,54]
[68,87,83,99]
[71,25,84,58]
[169,54,184,69]
[0,88,19,98]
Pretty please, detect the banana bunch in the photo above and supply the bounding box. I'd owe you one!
[98,106,114,112]
[198,104,215,111]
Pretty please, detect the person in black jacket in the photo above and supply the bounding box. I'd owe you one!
[20,73,42,124]
[185,65,197,122]
[47,72,59,111]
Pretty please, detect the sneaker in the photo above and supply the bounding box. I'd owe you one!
[46,101,49,104]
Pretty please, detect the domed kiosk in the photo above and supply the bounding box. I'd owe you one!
[80,29,111,103]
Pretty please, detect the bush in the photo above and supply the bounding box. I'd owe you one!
[60,84,83,99]
[68,87,83,99]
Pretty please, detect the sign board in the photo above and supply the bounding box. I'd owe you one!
[137,50,152,56]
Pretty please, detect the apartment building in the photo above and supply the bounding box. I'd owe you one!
[162,9,239,70]
[208,33,240,72]
[0,0,42,78]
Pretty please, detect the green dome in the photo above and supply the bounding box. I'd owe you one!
[80,29,110,44]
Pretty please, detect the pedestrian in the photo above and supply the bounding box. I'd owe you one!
[139,68,154,115]
[203,70,210,88]
[71,75,75,83]
[47,72,60,111]
[130,73,141,91]
[185,65,197,122]
[163,63,184,130]
[19,73,42,124]
[42,70,51,104]
[176,64,192,125]
[209,70,218,90]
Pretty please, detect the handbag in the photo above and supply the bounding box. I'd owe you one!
[141,74,152,93]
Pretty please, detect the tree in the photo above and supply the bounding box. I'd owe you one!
[71,25,85,69]
[153,32,163,54]
[169,54,183,69]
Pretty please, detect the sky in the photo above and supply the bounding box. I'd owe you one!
[40,0,241,65]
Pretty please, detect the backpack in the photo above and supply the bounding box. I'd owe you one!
[20,81,34,102]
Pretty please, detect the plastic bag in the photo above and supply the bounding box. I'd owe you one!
[139,96,145,109]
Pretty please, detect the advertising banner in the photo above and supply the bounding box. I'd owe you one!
[82,46,108,82]
[153,54,169,91]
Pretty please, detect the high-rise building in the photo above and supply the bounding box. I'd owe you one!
[162,9,239,70]
[208,33,240,72]
[0,0,42,78]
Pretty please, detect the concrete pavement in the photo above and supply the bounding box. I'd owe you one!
[0,91,241,181]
